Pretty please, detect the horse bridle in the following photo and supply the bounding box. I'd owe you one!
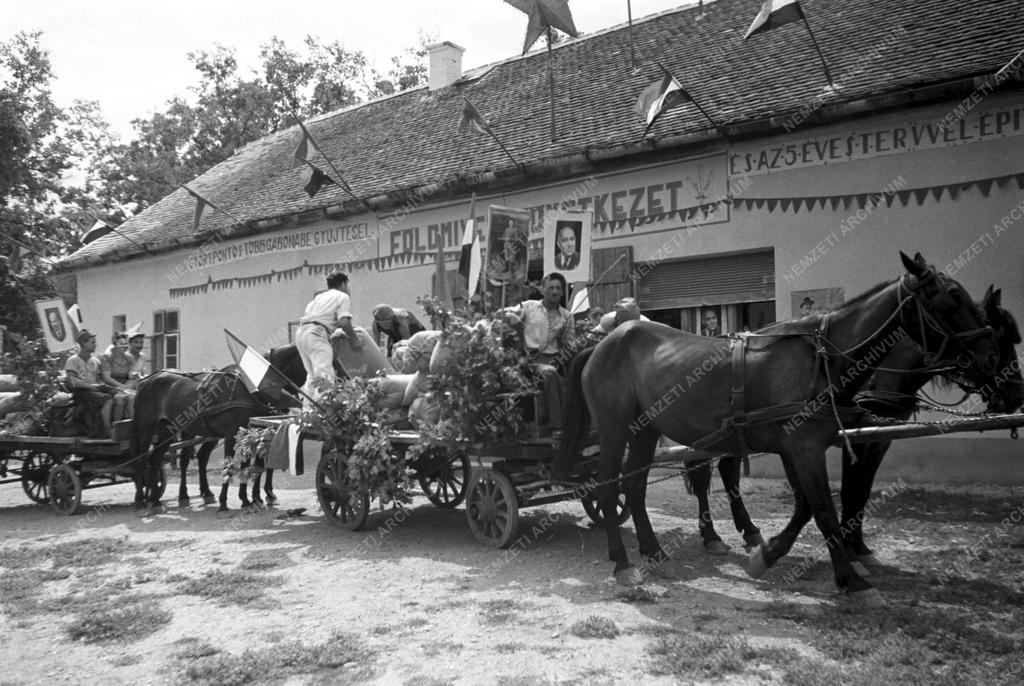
[897,271,994,372]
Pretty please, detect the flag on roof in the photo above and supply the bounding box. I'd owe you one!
[303,166,335,198]
[635,65,692,135]
[457,196,482,300]
[744,0,805,40]
[224,329,295,405]
[458,99,492,135]
[505,0,580,54]
[183,186,211,232]
[293,126,312,169]
[82,217,113,245]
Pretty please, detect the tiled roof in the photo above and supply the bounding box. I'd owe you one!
[65,0,1024,267]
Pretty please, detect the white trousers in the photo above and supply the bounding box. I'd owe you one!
[295,323,335,408]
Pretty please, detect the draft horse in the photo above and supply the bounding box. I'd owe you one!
[556,252,998,602]
[681,285,1023,563]
[131,365,296,515]
[839,286,1024,565]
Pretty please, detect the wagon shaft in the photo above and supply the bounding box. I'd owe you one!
[835,412,1024,444]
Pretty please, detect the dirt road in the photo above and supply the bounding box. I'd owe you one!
[2,467,1023,685]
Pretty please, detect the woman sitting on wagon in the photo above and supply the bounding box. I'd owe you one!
[100,331,137,422]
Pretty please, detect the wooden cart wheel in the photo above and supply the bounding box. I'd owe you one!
[21,450,56,504]
[316,451,369,531]
[47,463,82,516]
[581,490,630,527]
[465,468,519,548]
[418,452,470,509]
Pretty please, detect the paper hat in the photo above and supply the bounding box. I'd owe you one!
[125,321,145,339]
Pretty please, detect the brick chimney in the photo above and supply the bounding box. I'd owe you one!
[426,41,465,91]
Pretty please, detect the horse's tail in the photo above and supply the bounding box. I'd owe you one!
[552,345,596,481]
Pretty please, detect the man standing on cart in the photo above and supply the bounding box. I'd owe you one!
[295,272,362,407]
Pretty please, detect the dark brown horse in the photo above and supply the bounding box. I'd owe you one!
[684,285,1023,563]
[840,286,1023,565]
[556,253,998,601]
[131,365,296,515]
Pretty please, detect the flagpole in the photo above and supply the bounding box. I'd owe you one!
[627,0,636,73]
[181,184,250,229]
[294,118,376,214]
[88,215,154,254]
[224,328,325,411]
[547,26,557,142]
[463,98,527,173]
[686,94,730,142]
[800,18,834,86]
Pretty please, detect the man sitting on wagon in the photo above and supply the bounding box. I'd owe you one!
[503,273,575,435]
[64,329,116,437]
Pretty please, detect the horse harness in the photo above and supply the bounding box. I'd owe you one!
[687,273,993,460]
[187,368,275,437]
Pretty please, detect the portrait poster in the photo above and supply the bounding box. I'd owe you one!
[485,205,531,289]
[543,209,592,283]
[34,299,76,353]
[791,288,845,318]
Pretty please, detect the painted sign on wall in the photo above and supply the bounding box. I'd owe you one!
[729,103,1024,176]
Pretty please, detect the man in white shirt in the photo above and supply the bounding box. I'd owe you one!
[505,273,574,433]
[295,272,362,405]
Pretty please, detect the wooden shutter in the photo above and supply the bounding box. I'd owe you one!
[638,250,774,310]
[589,246,633,311]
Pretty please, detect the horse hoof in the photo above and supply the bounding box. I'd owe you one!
[265,494,279,507]
[149,502,165,516]
[851,560,872,578]
[178,497,191,507]
[216,509,233,519]
[847,588,886,607]
[859,552,882,567]
[704,540,730,556]
[614,566,644,587]
[747,545,769,579]
[203,494,217,506]
[744,533,766,552]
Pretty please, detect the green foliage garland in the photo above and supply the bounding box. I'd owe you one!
[0,337,71,434]
[302,375,412,508]
[408,319,536,462]
[229,425,276,483]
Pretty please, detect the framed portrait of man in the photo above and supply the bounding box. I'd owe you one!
[543,209,592,282]
[485,205,531,289]
[34,299,77,353]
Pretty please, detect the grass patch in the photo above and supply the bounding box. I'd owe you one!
[648,630,802,681]
[570,615,620,639]
[495,641,524,653]
[614,586,657,603]
[182,630,372,685]
[65,601,171,644]
[176,570,275,608]
[478,599,529,625]
[173,638,221,660]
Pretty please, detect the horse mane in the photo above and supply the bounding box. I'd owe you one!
[828,281,891,311]
[999,306,1022,345]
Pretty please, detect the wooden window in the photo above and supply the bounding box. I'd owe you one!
[152,309,180,370]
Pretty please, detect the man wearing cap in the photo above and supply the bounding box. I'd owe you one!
[372,304,426,357]
[64,329,115,437]
[296,272,362,405]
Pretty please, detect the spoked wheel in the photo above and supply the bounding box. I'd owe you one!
[21,450,57,503]
[48,463,82,516]
[316,451,369,531]
[581,489,630,527]
[465,468,519,548]
[418,452,471,509]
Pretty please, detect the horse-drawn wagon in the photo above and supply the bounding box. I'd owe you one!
[0,424,166,515]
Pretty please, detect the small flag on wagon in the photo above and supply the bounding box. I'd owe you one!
[569,286,590,315]
[266,421,304,475]
[224,329,294,404]
[458,196,482,300]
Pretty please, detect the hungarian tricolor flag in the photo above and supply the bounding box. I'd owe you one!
[303,166,335,198]
[744,0,805,40]
[635,66,692,135]
[457,197,482,299]
[458,99,492,136]
[224,329,297,406]
[292,124,313,169]
[183,186,211,232]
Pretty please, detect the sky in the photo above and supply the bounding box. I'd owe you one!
[2,0,705,140]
